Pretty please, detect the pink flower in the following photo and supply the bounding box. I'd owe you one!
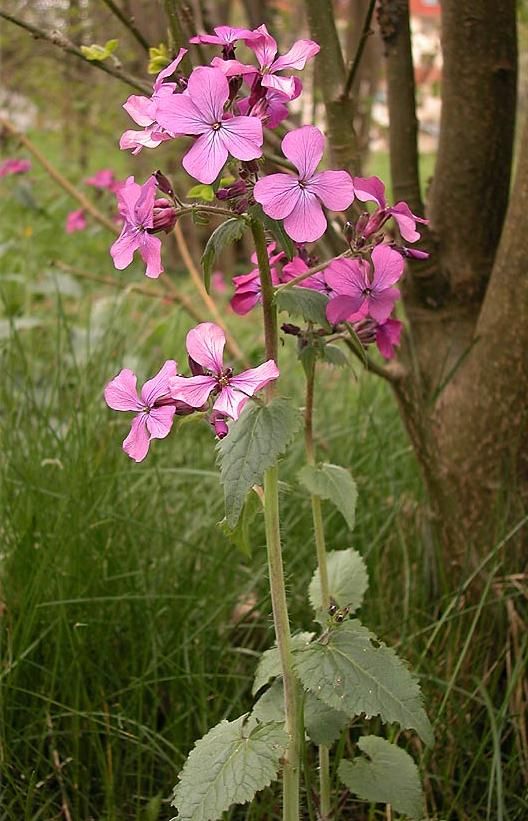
[237,79,302,128]
[104,360,187,462]
[230,243,285,315]
[326,244,404,324]
[85,168,118,191]
[213,25,319,100]
[110,176,163,278]
[189,26,258,48]
[65,209,87,233]
[281,256,333,295]
[156,66,263,184]
[0,158,31,177]
[352,176,428,243]
[120,48,187,154]
[212,271,227,294]
[376,318,402,359]
[253,126,355,243]
[169,322,279,420]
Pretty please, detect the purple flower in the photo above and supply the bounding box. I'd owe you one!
[326,244,404,325]
[281,256,333,295]
[104,360,190,462]
[169,322,279,420]
[110,176,163,278]
[352,175,428,243]
[189,26,258,48]
[230,243,285,315]
[85,168,118,191]
[65,209,87,233]
[120,48,188,154]
[253,126,355,243]
[375,318,402,359]
[237,79,302,129]
[155,66,263,184]
[0,158,31,177]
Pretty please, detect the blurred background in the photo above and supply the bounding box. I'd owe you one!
[1,1,527,819]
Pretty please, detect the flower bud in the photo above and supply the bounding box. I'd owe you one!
[281,323,302,336]
[151,198,178,233]
[399,246,430,260]
[228,74,243,102]
[216,178,247,200]
[362,210,388,239]
[210,411,229,439]
[154,169,174,198]
[352,318,378,345]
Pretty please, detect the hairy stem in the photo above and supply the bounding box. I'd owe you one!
[251,218,300,820]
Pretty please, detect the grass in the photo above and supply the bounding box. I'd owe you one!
[0,134,527,820]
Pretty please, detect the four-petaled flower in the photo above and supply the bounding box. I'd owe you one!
[169,322,279,420]
[104,361,187,462]
[231,243,285,315]
[110,175,163,278]
[253,126,355,243]
[156,66,263,184]
[326,244,404,325]
[352,175,428,243]
[189,26,258,48]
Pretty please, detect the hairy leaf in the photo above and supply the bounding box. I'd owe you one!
[299,463,358,530]
[309,548,368,612]
[304,691,349,746]
[253,631,314,696]
[201,218,247,292]
[217,398,301,528]
[321,343,349,367]
[338,736,424,819]
[218,489,261,557]
[171,715,288,820]
[252,678,284,723]
[276,287,330,329]
[293,620,433,746]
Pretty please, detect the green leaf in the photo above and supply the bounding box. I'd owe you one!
[338,736,424,819]
[201,218,247,293]
[276,287,330,329]
[171,715,288,821]
[81,39,118,61]
[253,632,314,695]
[298,463,358,530]
[252,678,284,723]
[321,343,349,367]
[293,620,434,746]
[217,398,301,528]
[187,183,215,202]
[218,489,261,557]
[304,692,348,746]
[309,548,368,613]
[148,43,170,74]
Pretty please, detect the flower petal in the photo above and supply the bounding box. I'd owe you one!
[155,92,205,135]
[186,322,226,373]
[253,173,301,220]
[139,233,163,279]
[376,318,402,360]
[283,188,327,243]
[307,170,354,211]
[261,73,297,98]
[271,39,320,72]
[367,287,400,323]
[185,66,228,124]
[153,48,188,91]
[230,290,260,315]
[141,360,178,406]
[229,360,279,397]
[213,385,247,419]
[146,405,177,439]
[218,116,263,161]
[326,294,366,325]
[325,257,368,295]
[389,202,427,243]
[110,228,139,270]
[123,94,156,127]
[182,130,228,184]
[281,125,324,180]
[248,24,278,69]
[104,368,143,411]
[371,244,404,289]
[119,126,170,153]
[169,374,217,407]
[351,175,386,208]
[123,413,151,462]
[135,175,157,227]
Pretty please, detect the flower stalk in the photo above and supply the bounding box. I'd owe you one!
[251,217,300,820]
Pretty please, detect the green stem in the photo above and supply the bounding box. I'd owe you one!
[251,218,299,820]
[304,358,332,819]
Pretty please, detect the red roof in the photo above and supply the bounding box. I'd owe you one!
[410,0,441,16]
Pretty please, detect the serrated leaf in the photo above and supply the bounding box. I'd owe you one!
[187,183,215,202]
[293,620,434,746]
[338,736,424,819]
[218,489,261,557]
[309,548,368,613]
[322,343,349,367]
[252,678,284,723]
[171,715,288,821]
[201,218,247,292]
[276,287,330,329]
[253,632,314,695]
[304,691,349,746]
[81,39,118,61]
[217,398,301,528]
[299,463,358,530]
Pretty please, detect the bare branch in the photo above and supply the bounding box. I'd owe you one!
[342,0,376,99]
[100,0,150,52]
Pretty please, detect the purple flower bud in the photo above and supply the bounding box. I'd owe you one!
[210,411,229,439]
[362,209,388,239]
[151,199,178,233]
[228,75,243,102]
[344,220,356,245]
[354,213,370,237]
[281,323,302,336]
[216,178,248,201]
[400,246,430,260]
[351,318,378,346]
[154,170,174,197]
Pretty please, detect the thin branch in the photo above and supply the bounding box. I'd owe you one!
[342,0,376,99]
[0,10,150,94]
[163,0,193,72]
[100,0,150,52]
[53,261,207,324]
[0,117,117,233]
[172,223,249,366]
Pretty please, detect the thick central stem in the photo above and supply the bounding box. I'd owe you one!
[251,219,300,820]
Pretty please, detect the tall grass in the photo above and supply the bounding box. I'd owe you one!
[1,153,526,820]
